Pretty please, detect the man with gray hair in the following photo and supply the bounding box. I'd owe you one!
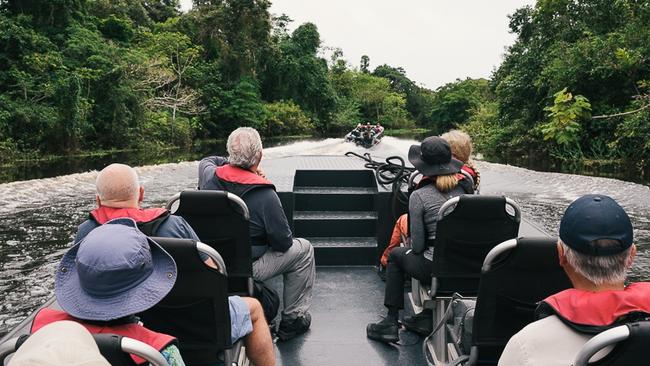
[199,127,316,341]
[499,194,650,366]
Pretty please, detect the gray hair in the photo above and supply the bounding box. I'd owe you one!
[227,127,263,169]
[95,163,140,202]
[560,239,632,285]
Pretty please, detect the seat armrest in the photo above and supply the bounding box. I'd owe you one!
[223,339,248,366]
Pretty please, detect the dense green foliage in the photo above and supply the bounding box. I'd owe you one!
[0,0,438,162]
[463,0,650,176]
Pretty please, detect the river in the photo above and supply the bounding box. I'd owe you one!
[1,136,649,337]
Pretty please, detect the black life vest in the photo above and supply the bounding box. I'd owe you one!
[214,164,276,198]
[89,206,170,236]
[535,282,650,334]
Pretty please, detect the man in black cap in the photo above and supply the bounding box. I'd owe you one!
[499,194,650,366]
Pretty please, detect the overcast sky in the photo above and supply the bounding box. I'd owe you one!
[179,0,536,90]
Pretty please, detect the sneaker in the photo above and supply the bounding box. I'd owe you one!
[366,320,399,343]
[401,311,433,336]
[277,313,311,341]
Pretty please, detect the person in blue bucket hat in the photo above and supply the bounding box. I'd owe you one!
[30,218,186,366]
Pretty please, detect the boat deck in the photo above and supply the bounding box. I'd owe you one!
[273,267,424,365]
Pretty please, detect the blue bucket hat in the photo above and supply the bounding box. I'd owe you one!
[559,194,633,256]
[55,218,177,321]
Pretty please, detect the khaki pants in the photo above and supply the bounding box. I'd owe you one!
[252,238,315,321]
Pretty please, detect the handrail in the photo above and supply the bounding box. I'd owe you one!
[481,239,518,273]
[121,337,169,366]
[572,325,629,366]
[165,193,181,211]
[505,197,522,222]
[197,242,228,276]
[437,196,461,220]
[0,337,19,364]
[165,191,250,221]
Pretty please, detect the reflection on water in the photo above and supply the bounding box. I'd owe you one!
[0,136,649,337]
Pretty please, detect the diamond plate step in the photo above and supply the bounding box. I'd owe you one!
[308,237,377,248]
[294,211,377,220]
[294,187,376,195]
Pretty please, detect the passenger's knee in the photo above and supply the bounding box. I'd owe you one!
[295,238,314,258]
[242,297,264,322]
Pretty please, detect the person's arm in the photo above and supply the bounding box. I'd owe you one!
[261,191,293,252]
[198,156,228,189]
[497,333,528,366]
[160,344,186,366]
[409,192,426,254]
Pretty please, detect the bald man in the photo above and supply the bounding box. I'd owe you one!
[75,163,277,366]
[75,163,198,243]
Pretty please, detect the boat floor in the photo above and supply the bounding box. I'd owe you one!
[271,266,425,366]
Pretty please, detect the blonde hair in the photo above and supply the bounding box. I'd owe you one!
[435,174,458,193]
[441,130,472,163]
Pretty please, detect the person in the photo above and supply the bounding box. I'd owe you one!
[441,129,480,192]
[75,163,199,243]
[378,130,477,282]
[198,127,315,341]
[33,219,186,366]
[499,194,650,366]
[367,136,465,343]
[74,165,276,365]
[9,321,110,366]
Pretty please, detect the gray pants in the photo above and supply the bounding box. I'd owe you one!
[252,238,315,321]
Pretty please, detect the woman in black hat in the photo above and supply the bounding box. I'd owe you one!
[367,136,466,343]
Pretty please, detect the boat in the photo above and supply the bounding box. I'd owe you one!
[0,153,551,365]
[345,124,384,148]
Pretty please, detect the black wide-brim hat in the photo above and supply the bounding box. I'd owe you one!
[408,136,463,177]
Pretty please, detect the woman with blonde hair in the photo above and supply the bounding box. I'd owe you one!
[441,129,480,192]
[367,136,466,343]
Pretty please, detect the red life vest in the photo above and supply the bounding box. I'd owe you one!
[215,164,275,198]
[537,282,650,333]
[32,308,176,365]
[90,206,169,225]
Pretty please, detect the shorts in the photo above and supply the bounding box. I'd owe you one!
[228,295,253,343]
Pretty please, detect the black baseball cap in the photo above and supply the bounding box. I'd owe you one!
[559,194,633,256]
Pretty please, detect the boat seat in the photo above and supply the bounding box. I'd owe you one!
[138,237,245,366]
[0,333,168,366]
[166,190,254,296]
[573,321,650,365]
[465,237,572,365]
[412,195,521,309]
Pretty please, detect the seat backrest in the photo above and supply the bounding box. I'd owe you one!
[431,195,521,296]
[574,322,650,365]
[470,237,572,365]
[138,237,231,366]
[167,190,253,295]
[0,334,167,366]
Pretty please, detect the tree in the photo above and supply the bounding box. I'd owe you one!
[360,55,369,73]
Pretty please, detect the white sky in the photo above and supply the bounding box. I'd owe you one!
[179,0,536,90]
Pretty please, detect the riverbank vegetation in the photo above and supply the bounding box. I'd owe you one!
[1,1,648,180]
[0,0,438,164]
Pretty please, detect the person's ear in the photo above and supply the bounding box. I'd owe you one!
[557,241,568,267]
[95,195,102,207]
[628,244,637,268]
[138,186,145,202]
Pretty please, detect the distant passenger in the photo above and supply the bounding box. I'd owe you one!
[75,164,275,365]
[9,321,110,366]
[367,137,465,343]
[198,127,315,341]
[499,194,650,366]
[441,129,480,192]
[378,130,477,288]
[33,219,186,366]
